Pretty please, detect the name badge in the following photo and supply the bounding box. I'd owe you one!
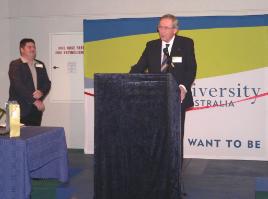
[172,56,182,63]
[35,63,43,68]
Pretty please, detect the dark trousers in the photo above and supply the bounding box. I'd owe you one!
[20,106,43,126]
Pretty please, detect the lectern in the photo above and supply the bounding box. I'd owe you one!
[94,74,181,199]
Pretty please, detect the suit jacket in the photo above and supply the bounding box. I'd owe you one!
[8,58,51,117]
[130,35,197,109]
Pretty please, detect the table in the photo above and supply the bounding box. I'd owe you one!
[0,126,69,199]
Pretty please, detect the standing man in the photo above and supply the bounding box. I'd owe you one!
[130,14,197,157]
[9,38,51,126]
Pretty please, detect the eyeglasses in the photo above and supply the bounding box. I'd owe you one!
[157,26,174,30]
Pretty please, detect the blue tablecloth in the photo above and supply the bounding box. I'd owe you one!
[0,126,69,199]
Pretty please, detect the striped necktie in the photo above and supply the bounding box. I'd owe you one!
[161,43,170,72]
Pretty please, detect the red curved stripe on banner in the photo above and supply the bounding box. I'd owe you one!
[188,92,268,111]
[85,91,268,111]
[84,92,94,96]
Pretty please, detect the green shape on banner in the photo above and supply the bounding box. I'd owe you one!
[84,26,268,79]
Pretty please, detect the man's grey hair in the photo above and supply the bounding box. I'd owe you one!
[159,14,179,29]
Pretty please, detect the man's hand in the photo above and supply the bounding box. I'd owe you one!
[179,85,187,103]
[33,100,45,112]
[33,90,43,100]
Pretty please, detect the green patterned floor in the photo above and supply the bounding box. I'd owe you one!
[31,179,61,199]
[31,149,88,199]
[30,150,268,199]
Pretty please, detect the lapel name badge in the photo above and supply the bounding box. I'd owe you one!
[172,56,182,63]
[35,63,43,68]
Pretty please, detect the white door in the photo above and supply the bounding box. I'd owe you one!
[49,32,84,103]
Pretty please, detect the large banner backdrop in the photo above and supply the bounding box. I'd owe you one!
[84,15,268,160]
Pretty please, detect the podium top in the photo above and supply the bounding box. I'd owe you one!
[94,73,178,85]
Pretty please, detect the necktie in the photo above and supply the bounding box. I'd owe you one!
[161,44,170,72]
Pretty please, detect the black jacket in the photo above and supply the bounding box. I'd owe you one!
[8,58,51,117]
[130,35,197,109]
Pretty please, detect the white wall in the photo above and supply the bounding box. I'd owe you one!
[8,0,268,18]
[0,0,10,108]
[1,0,268,148]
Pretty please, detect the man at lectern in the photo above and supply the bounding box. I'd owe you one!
[130,14,197,157]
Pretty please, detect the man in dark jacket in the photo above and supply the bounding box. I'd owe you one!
[9,38,51,126]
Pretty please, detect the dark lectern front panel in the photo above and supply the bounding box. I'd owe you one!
[94,74,181,199]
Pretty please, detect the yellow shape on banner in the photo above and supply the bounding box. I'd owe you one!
[84,26,268,79]
[180,26,268,78]
[84,33,159,78]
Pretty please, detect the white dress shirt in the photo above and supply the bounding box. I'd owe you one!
[161,36,187,93]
